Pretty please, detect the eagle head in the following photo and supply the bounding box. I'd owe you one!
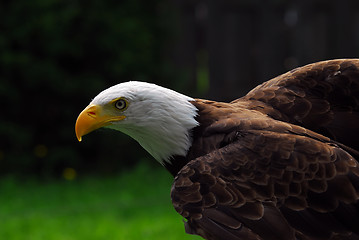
[75,81,198,163]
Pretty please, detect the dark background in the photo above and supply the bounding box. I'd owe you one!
[1,0,359,178]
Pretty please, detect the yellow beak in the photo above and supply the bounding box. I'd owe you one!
[75,104,126,142]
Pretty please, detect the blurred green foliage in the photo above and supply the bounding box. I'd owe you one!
[0,162,202,239]
[0,0,183,178]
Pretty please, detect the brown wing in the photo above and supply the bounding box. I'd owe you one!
[234,59,359,151]
[171,127,359,240]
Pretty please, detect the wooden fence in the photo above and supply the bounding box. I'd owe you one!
[170,0,359,101]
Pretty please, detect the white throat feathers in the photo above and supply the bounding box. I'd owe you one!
[91,81,199,164]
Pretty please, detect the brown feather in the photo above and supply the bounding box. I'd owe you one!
[170,59,359,240]
[235,59,359,150]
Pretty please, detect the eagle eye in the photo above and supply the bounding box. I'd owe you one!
[114,98,128,110]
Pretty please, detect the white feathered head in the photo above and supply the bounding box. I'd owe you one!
[75,81,198,163]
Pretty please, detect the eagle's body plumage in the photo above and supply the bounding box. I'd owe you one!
[76,59,359,240]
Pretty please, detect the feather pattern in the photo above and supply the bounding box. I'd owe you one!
[170,59,359,240]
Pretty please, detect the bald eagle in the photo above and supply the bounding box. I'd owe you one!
[76,59,359,240]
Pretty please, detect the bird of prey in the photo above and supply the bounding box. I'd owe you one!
[75,59,359,240]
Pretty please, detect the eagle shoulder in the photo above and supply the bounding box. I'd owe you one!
[171,105,359,239]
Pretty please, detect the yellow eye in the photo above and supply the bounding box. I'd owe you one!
[114,98,128,110]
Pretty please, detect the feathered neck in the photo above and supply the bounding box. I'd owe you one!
[118,102,199,164]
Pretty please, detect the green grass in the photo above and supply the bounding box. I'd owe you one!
[0,162,202,240]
